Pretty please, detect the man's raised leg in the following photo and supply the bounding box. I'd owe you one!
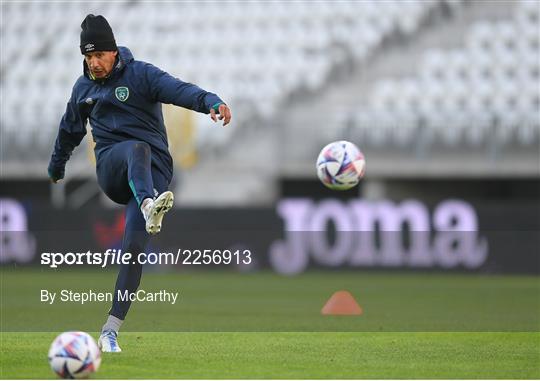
[122,141,174,235]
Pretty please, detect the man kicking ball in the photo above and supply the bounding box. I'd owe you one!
[48,14,232,352]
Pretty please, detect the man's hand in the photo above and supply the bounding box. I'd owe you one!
[48,165,65,184]
[210,103,232,126]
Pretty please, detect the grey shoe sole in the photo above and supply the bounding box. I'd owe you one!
[146,191,174,235]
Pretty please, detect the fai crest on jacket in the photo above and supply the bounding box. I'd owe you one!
[115,86,129,102]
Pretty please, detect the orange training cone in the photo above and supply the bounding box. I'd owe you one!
[321,290,363,315]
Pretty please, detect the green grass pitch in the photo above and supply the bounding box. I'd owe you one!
[1,332,539,378]
[1,269,539,378]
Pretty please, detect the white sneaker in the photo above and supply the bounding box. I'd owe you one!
[142,191,174,235]
[98,330,122,353]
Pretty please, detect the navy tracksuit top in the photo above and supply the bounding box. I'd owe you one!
[49,46,224,182]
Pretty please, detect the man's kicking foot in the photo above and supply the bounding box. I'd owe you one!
[141,191,174,235]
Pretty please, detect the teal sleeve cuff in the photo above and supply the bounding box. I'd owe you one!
[211,102,224,113]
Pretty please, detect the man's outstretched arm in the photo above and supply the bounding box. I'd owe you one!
[142,63,232,126]
[48,89,89,183]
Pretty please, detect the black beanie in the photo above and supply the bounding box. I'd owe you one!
[80,14,117,54]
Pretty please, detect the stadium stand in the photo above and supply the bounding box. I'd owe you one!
[341,0,539,148]
[1,0,457,176]
[1,1,538,206]
[274,0,537,183]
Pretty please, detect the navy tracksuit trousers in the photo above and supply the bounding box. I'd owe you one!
[96,140,170,320]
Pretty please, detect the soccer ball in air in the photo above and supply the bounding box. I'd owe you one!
[48,331,101,379]
[316,141,366,190]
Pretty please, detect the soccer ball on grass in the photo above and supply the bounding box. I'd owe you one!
[48,331,101,379]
